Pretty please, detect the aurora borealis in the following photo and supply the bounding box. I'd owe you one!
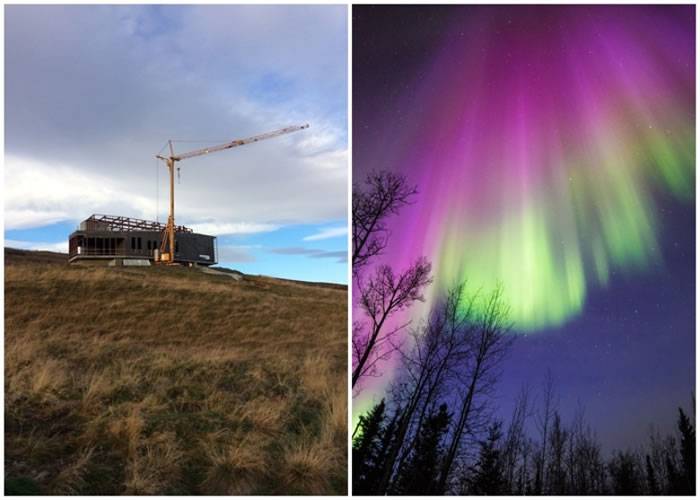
[360,5,694,331]
[353,4,695,447]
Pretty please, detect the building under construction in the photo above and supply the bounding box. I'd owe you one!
[68,214,217,266]
[68,124,308,267]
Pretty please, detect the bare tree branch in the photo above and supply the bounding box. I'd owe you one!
[352,258,432,388]
[352,171,417,272]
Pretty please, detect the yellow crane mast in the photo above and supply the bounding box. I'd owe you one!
[155,123,309,264]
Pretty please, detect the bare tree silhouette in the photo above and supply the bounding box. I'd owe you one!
[352,171,418,272]
[353,258,432,388]
[437,285,513,493]
[352,170,431,390]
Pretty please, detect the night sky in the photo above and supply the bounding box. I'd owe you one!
[352,5,695,452]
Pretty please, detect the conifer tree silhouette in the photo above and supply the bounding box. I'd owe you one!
[393,404,451,495]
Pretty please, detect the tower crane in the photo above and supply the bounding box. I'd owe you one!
[155,123,309,264]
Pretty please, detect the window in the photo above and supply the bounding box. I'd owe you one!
[147,240,151,251]
[175,241,179,253]
[131,237,136,250]
[137,237,142,250]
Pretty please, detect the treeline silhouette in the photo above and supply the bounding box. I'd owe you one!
[354,378,695,495]
[351,171,695,496]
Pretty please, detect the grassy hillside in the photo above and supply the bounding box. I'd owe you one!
[4,249,347,495]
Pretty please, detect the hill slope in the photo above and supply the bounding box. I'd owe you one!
[4,249,347,495]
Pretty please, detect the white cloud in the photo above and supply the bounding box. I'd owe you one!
[4,154,156,230]
[303,225,348,241]
[4,209,71,231]
[5,239,68,253]
[189,222,279,236]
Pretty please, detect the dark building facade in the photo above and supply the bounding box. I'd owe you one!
[68,214,217,266]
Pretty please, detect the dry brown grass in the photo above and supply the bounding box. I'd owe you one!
[4,250,347,494]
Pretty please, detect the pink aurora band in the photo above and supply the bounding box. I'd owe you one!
[353,5,694,416]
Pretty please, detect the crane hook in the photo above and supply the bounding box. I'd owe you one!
[177,167,181,184]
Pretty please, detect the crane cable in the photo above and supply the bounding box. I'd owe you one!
[156,155,159,223]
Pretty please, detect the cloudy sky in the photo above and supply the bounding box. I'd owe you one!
[5,5,348,283]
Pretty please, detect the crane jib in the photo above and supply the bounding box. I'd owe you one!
[154,123,309,264]
[171,125,308,161]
